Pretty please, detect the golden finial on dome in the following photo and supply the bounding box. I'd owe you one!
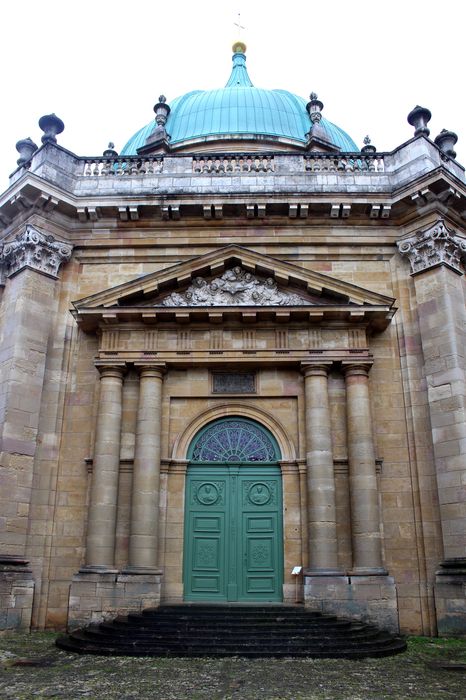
[232,40,247,54]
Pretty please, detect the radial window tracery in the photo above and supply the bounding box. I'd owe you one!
[190,419,279,462]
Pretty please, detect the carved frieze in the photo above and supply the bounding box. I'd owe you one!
[160,266,308,306]
[2,225,73,279]
[397,220,466,275]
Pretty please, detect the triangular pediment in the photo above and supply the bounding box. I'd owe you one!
[72,246,395,331]
[74,245,394,309]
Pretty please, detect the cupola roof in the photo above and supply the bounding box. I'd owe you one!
[121,45,357,154]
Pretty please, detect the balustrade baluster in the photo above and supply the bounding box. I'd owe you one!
[101,159,111,176]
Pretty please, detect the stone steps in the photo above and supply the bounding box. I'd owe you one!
[56,604,407,658]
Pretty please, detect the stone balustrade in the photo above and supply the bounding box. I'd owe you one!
[304,154,385,172]
[83,156,164,176]
[192,154,275,173]
[80,153,386,177]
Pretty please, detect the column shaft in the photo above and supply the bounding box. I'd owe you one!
[85,366,125,570]
[344,364,384,572]
[128,366,164,571]
[303,365,339,572]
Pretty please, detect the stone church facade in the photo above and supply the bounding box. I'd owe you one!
[1,44,465,637]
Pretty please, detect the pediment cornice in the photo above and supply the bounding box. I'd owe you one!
[72,245,396,332]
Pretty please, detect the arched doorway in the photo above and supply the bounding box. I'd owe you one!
[183,417,283,602]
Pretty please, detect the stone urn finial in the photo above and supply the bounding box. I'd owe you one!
[434,129,458,159]
[103,142,118,157]
[15,137,38,166]
[38,113,65,144]
[407,105,432,137]
[306,92,324,124]
[361,135,376,154]
[153,95,171,127]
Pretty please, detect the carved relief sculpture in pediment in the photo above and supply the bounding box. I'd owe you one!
[160,266,308,306]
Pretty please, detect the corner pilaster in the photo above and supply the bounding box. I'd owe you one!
[398,220,466,635]
[0,225,73,632]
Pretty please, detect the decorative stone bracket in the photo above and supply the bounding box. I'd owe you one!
[2,224,73,279]
[397,220,466,275]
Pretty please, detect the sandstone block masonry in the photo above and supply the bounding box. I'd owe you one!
[0,128,465,636]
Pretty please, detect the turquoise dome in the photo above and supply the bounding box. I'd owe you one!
[121,49,357,154]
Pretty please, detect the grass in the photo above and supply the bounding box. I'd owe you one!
[0,633,465,699]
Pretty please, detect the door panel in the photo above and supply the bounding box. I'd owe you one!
[184,475,228,599]
[240,475,281,600]
[184,465,282,602]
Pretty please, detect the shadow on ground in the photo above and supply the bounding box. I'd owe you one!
[0,633,465,699]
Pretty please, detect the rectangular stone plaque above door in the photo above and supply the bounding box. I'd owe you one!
[212,372,256,394]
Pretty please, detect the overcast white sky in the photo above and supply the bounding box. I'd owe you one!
[1,0,464,186]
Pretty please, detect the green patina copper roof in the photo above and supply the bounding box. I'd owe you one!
[121,47,358,154]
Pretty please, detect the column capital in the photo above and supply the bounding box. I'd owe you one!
[134,363,166,379]
[95,363,126,379]
[2,224,73,279]
[301,362,333,377]
[342,361,373,378]
[397,219,466,276]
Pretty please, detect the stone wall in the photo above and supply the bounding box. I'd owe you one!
[0,556,34,632]
[68,571,161,630]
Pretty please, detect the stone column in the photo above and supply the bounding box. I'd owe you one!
[398,221,466,634]
[302,364,340,573]
[84,364,125,571]
[126,365,164,572]
[344,363,384,573]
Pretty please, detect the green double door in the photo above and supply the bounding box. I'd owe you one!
[183,464,283,602]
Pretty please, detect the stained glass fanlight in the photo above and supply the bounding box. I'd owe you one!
[189,418,280,463]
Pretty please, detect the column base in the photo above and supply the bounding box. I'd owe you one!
[304,568,345,576]
[121,566,163,576]
[0,555,34,632]
[304,573,399,633]
[68,568,163,631]
[78,565,119,574]
[434,558,466,637]
[349,567,389,576]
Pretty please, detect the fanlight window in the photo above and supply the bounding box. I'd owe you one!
[190,418,279,462]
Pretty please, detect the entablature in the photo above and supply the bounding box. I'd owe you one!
[75,305,394,334]
[93,323,373,368]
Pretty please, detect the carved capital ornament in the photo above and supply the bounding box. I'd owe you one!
[2,225,73,279]
[397,220,466,275]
